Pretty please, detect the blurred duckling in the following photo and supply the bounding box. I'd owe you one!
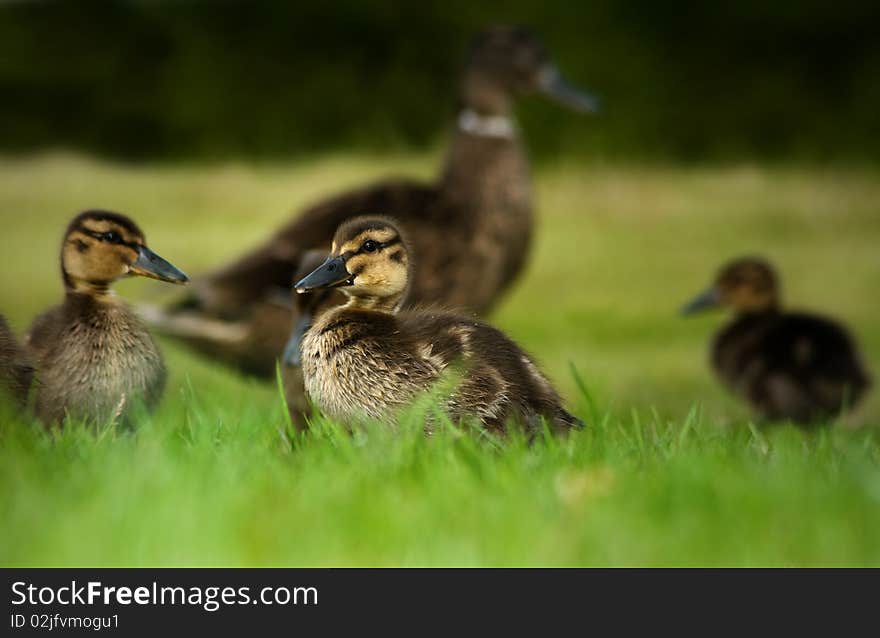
[146,25,600,378]
[290,217,582,435]
[280,250,345,432]
[0,315,33,407]
[25,210,188,425]
[682,257,871,425]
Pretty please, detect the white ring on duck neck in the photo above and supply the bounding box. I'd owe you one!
[457,109,516,139]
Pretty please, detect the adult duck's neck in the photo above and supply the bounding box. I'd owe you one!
[438,106,531,210]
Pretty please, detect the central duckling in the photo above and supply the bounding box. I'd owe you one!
[291,216,581,435]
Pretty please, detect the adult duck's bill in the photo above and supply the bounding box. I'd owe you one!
[130,246,189,284]
[294,256,352,293]
[537,65,601,114]
[681,287,720,315]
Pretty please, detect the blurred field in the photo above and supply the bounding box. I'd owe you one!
[0,153,879,566]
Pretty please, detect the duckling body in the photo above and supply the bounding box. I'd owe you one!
[293,216,580,434]
[712,311,870,423]
[303,306,579,433]
[26,210,188,425]
[684,257,871,425]
[0,315,33,406]
[147,26,598,379]
[26,295,167,424]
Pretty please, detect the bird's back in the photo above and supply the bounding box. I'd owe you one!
[398,310,580,433]
[301,305,578,433]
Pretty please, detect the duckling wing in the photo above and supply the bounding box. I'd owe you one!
[399,311,578,433]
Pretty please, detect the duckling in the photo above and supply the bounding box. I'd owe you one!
[291,217,582,435]
[24,210,188,425]
[682,257,871,425]
[0,315,33,407]
[146,25,600,379]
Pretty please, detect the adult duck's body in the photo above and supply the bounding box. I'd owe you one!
[144,26,599,378]
[26,211,188,425]
[291,217,581,435]
[683,257,871,425]
[0,315,33,407]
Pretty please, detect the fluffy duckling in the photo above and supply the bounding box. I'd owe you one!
[0,315,33,407]
[25,210,188,425]
[682,257,871,425]
[147,25,599,379]
[291,217,581,435]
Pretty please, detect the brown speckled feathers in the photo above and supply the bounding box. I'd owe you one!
[303,306,580,434]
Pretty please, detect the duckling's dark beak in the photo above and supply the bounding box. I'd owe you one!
[537,65,601,114]
[131,246,189,284]
[294,256,352,293]
[681,287,720,315]
[282,313,313,367]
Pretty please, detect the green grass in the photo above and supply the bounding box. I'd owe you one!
[1,153,878,566]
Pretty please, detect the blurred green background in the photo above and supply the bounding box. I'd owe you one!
[1,0,878,161]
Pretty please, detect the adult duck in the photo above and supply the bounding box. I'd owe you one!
[145,25,599,378]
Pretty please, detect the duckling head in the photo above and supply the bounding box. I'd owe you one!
[462,26,600,115]
[682,257,780,316]
[61,210,189,295]
[294,216,410,312]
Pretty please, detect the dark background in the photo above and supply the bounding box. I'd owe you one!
[1,0,877,162]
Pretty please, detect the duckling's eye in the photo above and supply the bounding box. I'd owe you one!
[362,240,379,253]
[102,231,122,244]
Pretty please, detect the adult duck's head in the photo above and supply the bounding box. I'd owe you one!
[61,210,189,296]
[294,216,411,313]
[682,257,780,316]
[460,25,600,117]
